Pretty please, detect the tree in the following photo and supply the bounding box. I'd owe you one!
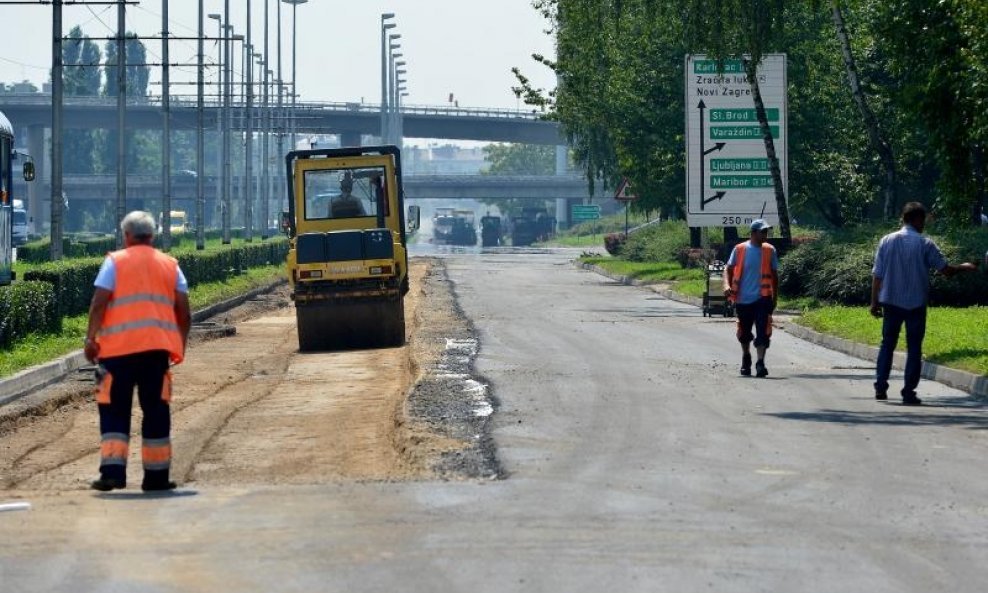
[830,0,897,220]
[59,26,101,175]
[101,33,154,174]
[482,143,555,176]
[869,0,985,224]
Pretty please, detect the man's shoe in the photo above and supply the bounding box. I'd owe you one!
[875,390,888,401]
[90,477,126,491]
[740,353,752,376]
[141,480,177,492]
[755,360,768,378]
[901,395,923,406]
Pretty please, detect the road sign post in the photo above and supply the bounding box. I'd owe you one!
[614,178,637,236]
[571,204,601,222]
[572,203,601,243]
[685,54,787,228]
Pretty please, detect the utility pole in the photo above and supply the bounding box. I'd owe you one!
[115,0,127,248]
[245,0,254,242]
[161,0,171,249]
[276,0,284,210]
[222,0,232,244]
[196,0,206,250]
[50,0,64,260]
[261,0,270,239]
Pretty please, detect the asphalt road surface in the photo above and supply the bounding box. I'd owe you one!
[2,248,987,592]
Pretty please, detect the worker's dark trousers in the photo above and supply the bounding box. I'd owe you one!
[97,350,171,485]
[735,297,773,348]
[875,303,927,397]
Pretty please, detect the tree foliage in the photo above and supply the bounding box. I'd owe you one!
[515,0,988,230]
[482,143,556,176]
[61,26,102,174]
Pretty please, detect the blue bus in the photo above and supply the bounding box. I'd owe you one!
[1,110,35,286]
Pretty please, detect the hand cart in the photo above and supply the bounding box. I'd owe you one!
[702,261,735,318]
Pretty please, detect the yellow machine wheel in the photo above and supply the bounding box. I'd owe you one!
[295,298,405,352]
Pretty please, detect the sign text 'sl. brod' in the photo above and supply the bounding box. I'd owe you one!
[685,55,788,228]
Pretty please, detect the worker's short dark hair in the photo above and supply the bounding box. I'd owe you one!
[902,202,927,224]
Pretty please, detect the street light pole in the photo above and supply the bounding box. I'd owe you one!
[276,0,284,211]
[261,0,270,238]
[51,0,64,260]
[388,36,401,145]
[380,13,395,144]
[245,0,253,242]
[196,1,206,250]
[208,13,222,236]
[399,91,409,142]
[222,0,232,244]
[115,0,127,248]
[283,0,308,150]
[394,62,406,148]
[161,0,171,249]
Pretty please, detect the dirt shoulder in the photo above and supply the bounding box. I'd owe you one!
[0,258,494,493]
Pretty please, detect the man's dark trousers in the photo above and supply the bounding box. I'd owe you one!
[874,303,927,397]
[97,350,171,484]
[735,297,773,347]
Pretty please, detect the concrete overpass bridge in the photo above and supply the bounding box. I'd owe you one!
[24,173,603,232]
[0,94,563,145]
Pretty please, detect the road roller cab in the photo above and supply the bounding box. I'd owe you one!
[283,145,416,351]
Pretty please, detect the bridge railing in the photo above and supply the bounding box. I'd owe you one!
[0,92,549,121]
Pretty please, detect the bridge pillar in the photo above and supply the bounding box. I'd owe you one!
[555,145,569,230]
[340,131,361,149]
[26,125,46,234]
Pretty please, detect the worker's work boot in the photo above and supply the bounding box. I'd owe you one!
[90,477,126,491]
[755,360,768,378]
[141,479,177,492]
[740,352,752,376]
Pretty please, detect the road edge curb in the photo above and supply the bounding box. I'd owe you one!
[578,261,988,400]
[0,278,287,408]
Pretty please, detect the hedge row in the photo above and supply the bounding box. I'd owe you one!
[778,227,988,306]
[0,281,61,349]
[21,238,288,318]
[16,228,258,263]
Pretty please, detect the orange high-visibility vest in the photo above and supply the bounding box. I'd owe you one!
[730,242,776,300]
[97,245,184,364]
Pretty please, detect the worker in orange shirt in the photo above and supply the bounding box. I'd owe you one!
[84,211,191,492]
[724,219,779,378]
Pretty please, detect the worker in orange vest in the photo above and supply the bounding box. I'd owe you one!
[723,219,779,377]
[84,211,191,492]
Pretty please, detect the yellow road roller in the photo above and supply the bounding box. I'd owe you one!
[282,145,419,351]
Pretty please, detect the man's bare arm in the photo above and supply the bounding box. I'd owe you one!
[174,291,192,351]
[84,288,112,362]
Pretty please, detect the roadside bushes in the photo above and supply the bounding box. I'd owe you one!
[2,239,289,350]
[23,257,104,317]
[778,227,988,306]
[603,233,625,255]
[0,281,61,349]
[21,239,288,318]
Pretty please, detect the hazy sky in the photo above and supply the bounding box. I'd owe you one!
[0,0,557,110]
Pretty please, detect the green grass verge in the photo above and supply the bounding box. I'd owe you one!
[582,257,705,284]
[582,256,819,308]
[798,306,988,376]
[540,234,606,248]
[0,264,285,379]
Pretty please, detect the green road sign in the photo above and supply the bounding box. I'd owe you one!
[709,109,780,123]
[710,175,775,189]
[710,125,780,140]
[571,204,601,222]
[710,158,771,172]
